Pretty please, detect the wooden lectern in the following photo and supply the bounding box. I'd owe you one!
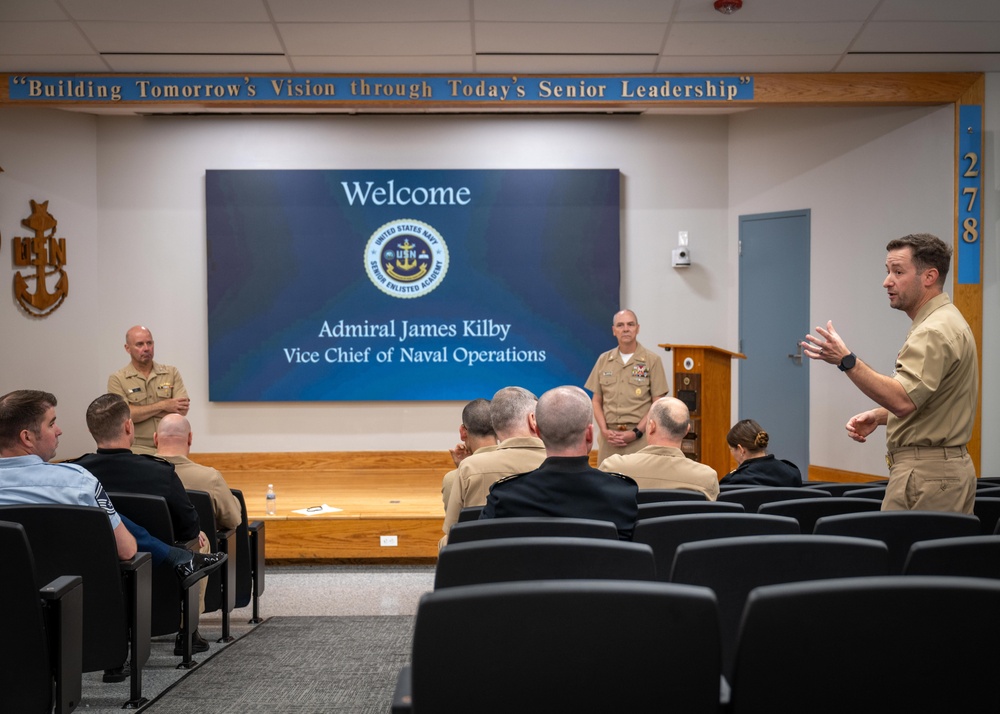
[658,344,746,479]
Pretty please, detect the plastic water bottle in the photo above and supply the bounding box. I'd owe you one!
[265,484,277,515]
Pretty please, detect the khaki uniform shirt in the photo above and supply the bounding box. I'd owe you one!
[585,342,668,427]
[441,444,498,511]
[159,454,242,530]
[585,342,668,462]
[108,361,187,452]
[600,445,720,500]
[887,293,978,450]
[440,436,546,544]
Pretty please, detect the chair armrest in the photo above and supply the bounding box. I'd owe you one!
[216,527,237,549]
[390,665,413,714]
[40,574,83,601]
[118,550,152,573]
[177,538,200,551]
[40,575,84,714]
[119,552,152,677]
[249,520,265,596]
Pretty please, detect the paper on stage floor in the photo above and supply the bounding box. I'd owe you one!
[292,504,343,515]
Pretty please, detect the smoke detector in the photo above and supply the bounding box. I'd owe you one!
[714,0,742,14]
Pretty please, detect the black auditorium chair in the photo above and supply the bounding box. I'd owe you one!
[842,486,888,500]
[728,576,1000,713]
[434,536,657,589]
[231,489,265,623]
[632,513,799,583]
[0,504,152,709]
[718,483,759,491]
[186,489,237,641]
[813,510,981,574]
[758,496,882,535]
[445,516,618,545]
[392,580,722,714]
[637,500,744,520]
[457,505,484,522]
[903,535,1000,579]
[670,534,889,681]
[636,488,708,503]
[718,486,831,513]
[109,492,203,667]
[802,481,879,497]
[0,521,83,714]
[974,497,1000,535]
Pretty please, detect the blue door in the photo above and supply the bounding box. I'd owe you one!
[738,210,810,477]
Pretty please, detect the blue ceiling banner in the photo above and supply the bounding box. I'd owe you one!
[7,74,753,106]
[206,169,621,402]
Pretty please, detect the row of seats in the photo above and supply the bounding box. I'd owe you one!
[461,484,1000,537]
[449,509,988,576]
[0,488,264,712]
[393,575,1000,712]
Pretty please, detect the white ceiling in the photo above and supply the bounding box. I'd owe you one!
[2,0,1000,76]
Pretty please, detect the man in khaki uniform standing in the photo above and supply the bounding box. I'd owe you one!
[803,233,978,513]
[108,325,189,455]
[585,309,669,464]
[600,397,719,500]
[440,386,546,547]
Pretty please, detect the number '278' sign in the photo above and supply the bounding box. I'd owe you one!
[957,105,982,285]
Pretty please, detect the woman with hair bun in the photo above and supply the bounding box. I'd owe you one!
[719,419,802,486]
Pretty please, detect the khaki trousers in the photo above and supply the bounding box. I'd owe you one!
[882,446,976,514]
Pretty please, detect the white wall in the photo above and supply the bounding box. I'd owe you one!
[0,109,99,458]
[983,74,1000,478]
[91,114,729,455]
[1,89,995,475]
[729,105,956,477]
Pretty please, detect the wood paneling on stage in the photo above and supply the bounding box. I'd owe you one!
[192,451,450,563]
[189,451,887,562]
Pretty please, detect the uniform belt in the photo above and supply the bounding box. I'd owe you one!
[613,423,637,431]
[885,445,967,468]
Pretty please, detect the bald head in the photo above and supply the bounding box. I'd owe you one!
[646,397,691,447]
[154,413,193,456]
[534,386,594,454]
[124,325,155,371]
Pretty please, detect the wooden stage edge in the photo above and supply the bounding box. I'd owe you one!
[190,451,886,563]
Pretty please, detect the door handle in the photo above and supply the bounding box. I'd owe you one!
[787,344,803,365]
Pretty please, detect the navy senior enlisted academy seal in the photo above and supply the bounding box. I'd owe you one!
[365,219,449,298]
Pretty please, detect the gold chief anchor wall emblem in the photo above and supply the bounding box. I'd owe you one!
[384,238,429,282]
[12,199,69,317]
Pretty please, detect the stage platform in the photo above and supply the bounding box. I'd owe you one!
[193,451,450,563]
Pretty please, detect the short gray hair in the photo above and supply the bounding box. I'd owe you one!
[489,387,537,437]
[535,386,592,450]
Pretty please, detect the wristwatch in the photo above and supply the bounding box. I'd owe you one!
[838,352,857,372]
[632,427,643,439]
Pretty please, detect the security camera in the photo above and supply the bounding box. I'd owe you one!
[671,247,691,268]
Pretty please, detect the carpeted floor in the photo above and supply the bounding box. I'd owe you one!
[77,616,259,712]
[141,616,414,713]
